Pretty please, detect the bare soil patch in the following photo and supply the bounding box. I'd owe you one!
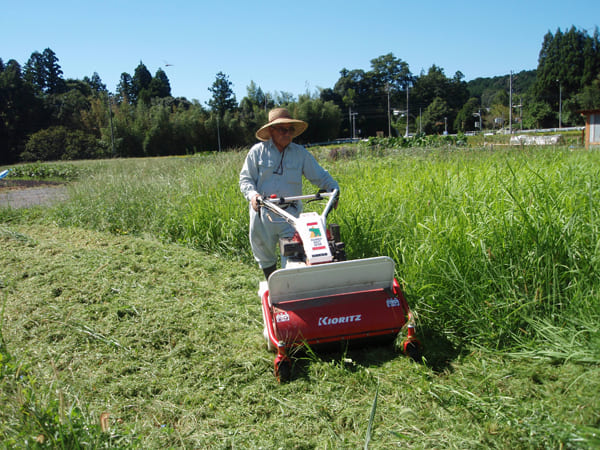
[0,179,65,192]
[0,180,68,208]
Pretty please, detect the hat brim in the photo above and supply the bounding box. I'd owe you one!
[256,118,308,141]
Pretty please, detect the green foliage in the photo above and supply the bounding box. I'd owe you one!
[294,95,342,143]
[207,71,237,115]
[454,97,481,132]
[21,126,103,161]
[132,62,152,104]
[532,26,600,127]
[6,162,85,180]
[467,70,537,102]
[369,53,411,91]
[23,48,66,95]
[421,97,450,134]
[148,68,171,98]
[332,54,416,136]
[0,59,46,164]
[576,73,600,109]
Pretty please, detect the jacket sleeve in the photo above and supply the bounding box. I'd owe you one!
[239,148,260,201]
[302,150,339,193]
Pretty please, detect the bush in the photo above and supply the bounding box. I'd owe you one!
[7,162,83,181]
[20,126,104,161]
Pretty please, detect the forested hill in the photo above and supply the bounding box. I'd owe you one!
[467,70,537,103]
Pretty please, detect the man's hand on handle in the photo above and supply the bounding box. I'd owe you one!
[251,194,261,211]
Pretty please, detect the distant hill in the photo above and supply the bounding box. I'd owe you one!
[466,69,537,104]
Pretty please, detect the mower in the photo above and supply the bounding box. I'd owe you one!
[258,189,420,382]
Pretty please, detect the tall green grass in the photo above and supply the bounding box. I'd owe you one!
[42,147,600,356]
[334,147,600,352]
[51,154,249,254]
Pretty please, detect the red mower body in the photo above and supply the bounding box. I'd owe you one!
[263,279,410,347]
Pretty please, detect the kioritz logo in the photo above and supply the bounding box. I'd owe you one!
[318,315,362,326]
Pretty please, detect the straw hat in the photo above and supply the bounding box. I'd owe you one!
[255,108,308,141]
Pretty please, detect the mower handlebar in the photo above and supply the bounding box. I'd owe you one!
[259,189,339,206]
[256,189,339,223]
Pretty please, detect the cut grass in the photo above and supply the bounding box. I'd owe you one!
[1,224,598,448]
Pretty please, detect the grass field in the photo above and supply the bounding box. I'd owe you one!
[1,144,599,448]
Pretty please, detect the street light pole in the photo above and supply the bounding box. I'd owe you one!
[106,92,115,157]
[387,85,391,137]
[557,80,562,128]
[405,85,410,137]
[509,71,513,134]
[216,115,222,152]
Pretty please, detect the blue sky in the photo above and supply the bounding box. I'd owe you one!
[1,0,598,105]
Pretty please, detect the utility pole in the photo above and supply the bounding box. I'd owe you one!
[386,84,391,137]
[557,79,562,128]
[405,85,410,137]
[216,115,222,152]
[509,71,513,134]
[106,92,115,157]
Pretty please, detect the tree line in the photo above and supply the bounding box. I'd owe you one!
[1,26,599,164]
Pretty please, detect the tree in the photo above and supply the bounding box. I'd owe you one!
[23,51,46,93]
[534,26,600,125]
[582,27,600,87]
[83,72,107,96]
[369,53,411,93]
[410,66,468,133]
[207,71,237,115]
[244,80,267,109]
[21,126,99,161]
[48,87,91,129]
[132,61,152,104]
[454,97,481,132]
[42,48,65,94]
[294,95,342,143]
[239,81,271,144]
[23,48,65,94]
[524,101,554,129]
[148,68,171,99]
[576,73,600,109]
[0,59,45,163]
[116,72,134,103]
[421,97,450,134]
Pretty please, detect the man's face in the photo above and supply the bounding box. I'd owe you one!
[270,125,295,151]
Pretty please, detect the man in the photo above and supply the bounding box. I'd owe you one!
[239,108,339,280]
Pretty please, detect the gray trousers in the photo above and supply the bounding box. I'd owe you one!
[249,205,297,269]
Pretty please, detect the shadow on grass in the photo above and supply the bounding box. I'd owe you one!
[416,326,466,373]
[282,328,464,381]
